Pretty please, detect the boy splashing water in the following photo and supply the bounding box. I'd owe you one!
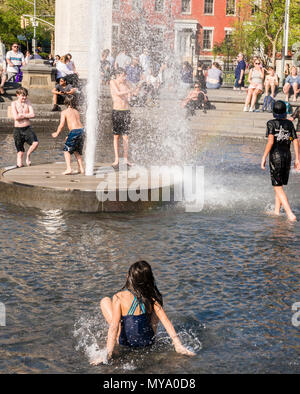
[261,100,300,221]
[11,87,38,167]
[52,95,85,175]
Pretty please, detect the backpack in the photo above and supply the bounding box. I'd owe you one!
[262,95,275,112]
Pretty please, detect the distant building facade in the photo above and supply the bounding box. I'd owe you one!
[111,0,241,64]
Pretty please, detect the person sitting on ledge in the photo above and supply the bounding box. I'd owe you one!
[51,77,77,111]
[51,95,85,175]
[182,83,208,118]
[283,66,300,102]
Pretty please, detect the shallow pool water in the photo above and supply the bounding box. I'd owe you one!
[0,134,299,373]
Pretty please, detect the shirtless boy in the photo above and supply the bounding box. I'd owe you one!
[11,87,38,167]
[110,68,139,168]
[52,95,85,175]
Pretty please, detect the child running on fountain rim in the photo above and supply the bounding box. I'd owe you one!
[261,100,300,221]
[90,260,195,366]
[11,87,39,168]
[52,95,85,175]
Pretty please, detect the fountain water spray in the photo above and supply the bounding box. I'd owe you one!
[84,0,103,176]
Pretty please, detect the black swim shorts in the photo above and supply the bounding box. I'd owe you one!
[112,110,131,135]
[13,126,38,152]
[269,149,291,186]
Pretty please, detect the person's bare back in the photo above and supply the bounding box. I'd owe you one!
[62,107,83,131]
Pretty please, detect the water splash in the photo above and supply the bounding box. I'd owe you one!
[84,0,103,176]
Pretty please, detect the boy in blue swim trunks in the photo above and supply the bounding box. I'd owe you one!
[52,95,85,175]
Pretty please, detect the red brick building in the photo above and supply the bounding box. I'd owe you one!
[111,0,240,64]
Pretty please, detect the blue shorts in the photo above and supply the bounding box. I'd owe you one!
[63,128,85,155]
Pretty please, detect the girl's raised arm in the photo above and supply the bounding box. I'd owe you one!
[153,303,195,356]
[106,294,122,359]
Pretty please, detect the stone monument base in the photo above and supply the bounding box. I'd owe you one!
[22,59,57,104]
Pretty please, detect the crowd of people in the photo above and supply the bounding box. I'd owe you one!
[231,53,300,113]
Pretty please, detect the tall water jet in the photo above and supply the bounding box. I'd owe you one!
[84,0,103,176]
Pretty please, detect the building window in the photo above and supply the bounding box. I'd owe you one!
[204,0,214,15]
[226,0,235,15]
[112,0,120,10]
[155,0,164,12]
[112,25,120,48]
[132,0,142,11]
[203,29,213,50]
[224,29,233,41]
[251,0,260,15]
[181,0,191,14]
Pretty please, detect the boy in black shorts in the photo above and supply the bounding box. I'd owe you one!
[11,87,38,167]
[261,100,300,221]
[110,68,139,168]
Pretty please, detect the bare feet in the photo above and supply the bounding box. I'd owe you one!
[287,213,297,222]
[266,211,281,217]
[62,169,74,175]
[124,160,133,167]
[0,87,4,95]
[26,157,31,166]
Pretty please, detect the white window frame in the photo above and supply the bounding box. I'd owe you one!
[154,0,164,13]
[112,24,120,47]
[226,0,236,16]
[204,0,214,16]
[202,27,214,51]
[112,0,120,10]
[132,0,143,11]
[181,0,192,15]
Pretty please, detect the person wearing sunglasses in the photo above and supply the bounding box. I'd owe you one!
[6,43,25,83]
[244,58,264,112]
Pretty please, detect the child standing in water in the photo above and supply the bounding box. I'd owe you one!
[261,100,300,221]
[11,87,39,167]
[52,95,85,175]
[91,260,195,365]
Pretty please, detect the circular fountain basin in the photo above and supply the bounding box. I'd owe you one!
[0,162,175,212]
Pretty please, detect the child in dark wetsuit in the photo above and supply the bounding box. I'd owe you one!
[52,95,85,175]
[261,100,300,221]
[91,260,195,365]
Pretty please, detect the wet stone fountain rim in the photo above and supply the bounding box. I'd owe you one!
[0,162,175,213]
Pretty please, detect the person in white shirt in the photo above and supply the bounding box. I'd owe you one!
[55,55,74,81]
[6,43,25,82]
[139,48,151,76]
[115,49,131,69]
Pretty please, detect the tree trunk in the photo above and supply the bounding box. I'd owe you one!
[271,41,276,68]
[50,30,54,55]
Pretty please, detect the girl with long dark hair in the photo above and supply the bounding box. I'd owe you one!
[91,261,195,365]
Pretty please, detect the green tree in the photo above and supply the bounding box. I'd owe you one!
[0,0,55,51]
[229,0,299,66]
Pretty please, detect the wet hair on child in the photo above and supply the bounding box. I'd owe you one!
[64,95,77,108]
[16,87,28,96]
[121,260,163,314]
